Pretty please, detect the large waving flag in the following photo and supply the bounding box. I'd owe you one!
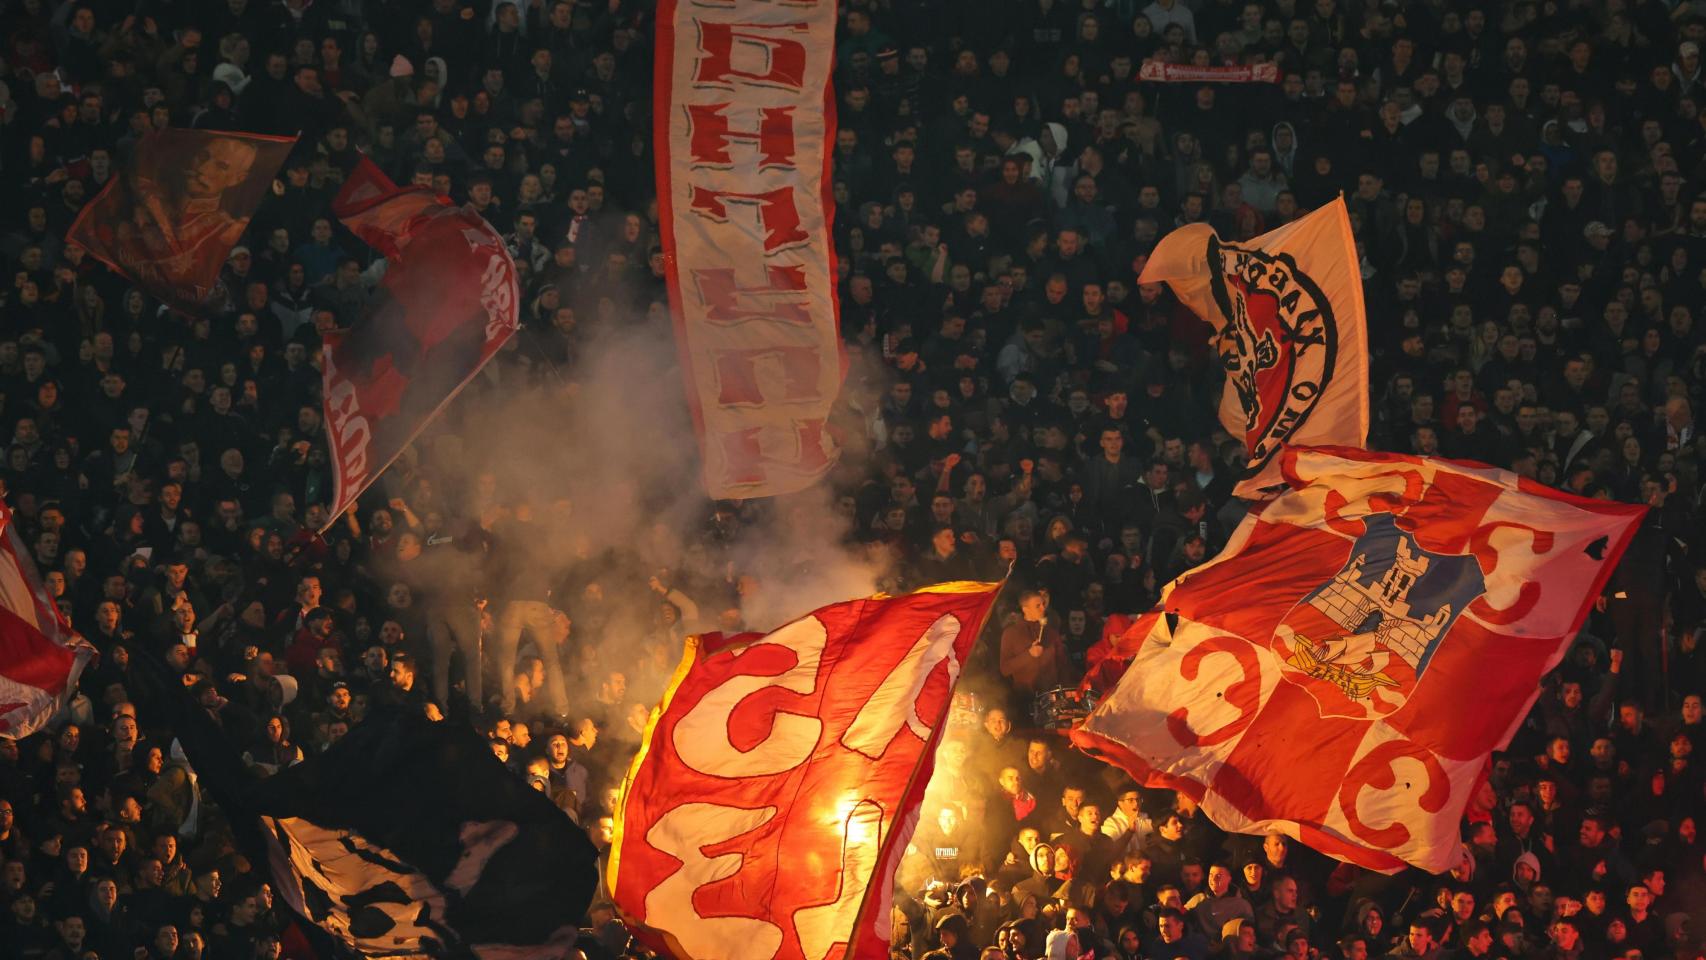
[253,709,599,958]
[655,0,844,497]
[0,502,90,739]
[610,582,1002,960]
[66,129,295,313]
[320,158,519,528]
[1140,198,1368,496]
[1071,448,1643,873]
[147,648,601,960]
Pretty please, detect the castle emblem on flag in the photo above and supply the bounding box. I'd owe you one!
[1276,513,1486,718]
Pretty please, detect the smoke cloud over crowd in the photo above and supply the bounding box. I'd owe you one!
[423,314,888,651]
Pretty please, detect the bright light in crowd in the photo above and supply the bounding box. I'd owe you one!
[830,794,882,848]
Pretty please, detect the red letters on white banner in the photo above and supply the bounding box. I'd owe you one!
[657,0,843,498]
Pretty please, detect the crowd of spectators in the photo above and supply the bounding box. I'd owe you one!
[3,0,1706,958]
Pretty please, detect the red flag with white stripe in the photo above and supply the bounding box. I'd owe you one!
[655,0,844,498]
[1071,448,1643,873]
[0,502,92,738]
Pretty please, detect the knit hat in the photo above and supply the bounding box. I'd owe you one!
[390,54,415,78]
[935,913,970,939]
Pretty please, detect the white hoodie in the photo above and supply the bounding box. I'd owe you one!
[1039,122,1077,207]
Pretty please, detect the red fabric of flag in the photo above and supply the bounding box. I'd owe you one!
[610,582,1002,959]
[0,502,91,738]
[319,158,520,527]
[66,129,295,312]
[1072,447,1644,873]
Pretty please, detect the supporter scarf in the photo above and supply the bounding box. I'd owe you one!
[1139,60,1281,83]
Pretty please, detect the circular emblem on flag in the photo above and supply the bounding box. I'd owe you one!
[1206,236,1337,480]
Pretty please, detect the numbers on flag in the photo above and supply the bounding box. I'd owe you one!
[1166,635,1264,747]
[1467,521,1555,625]
[1336,739,1451,849]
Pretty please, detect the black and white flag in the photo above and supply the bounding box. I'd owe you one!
[250,710,600,959]
[156,669,600,960]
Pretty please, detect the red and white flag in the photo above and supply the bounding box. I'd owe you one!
[1139,60,1280,83]
[320,158,519,528]
[1139,197,1368,496]
[655,0,844,498]
[1071,448,1643,873]
[609,583,1002,959]
[0,503,90,738]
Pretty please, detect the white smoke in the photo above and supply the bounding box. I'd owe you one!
[426,314,886,659]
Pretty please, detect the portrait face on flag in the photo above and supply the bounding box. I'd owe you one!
[1073,447,1644,873]
[66,129,295,312]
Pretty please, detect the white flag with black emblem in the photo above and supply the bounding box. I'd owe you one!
[1139,196,1370,497]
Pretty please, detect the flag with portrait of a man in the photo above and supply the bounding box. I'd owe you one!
[67,129,296,313]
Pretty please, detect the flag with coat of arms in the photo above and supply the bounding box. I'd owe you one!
[1072,447,1645,873]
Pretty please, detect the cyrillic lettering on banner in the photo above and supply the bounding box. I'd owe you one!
[658,0,842,498]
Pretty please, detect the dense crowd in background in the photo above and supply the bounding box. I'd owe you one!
[3,0,1706,957]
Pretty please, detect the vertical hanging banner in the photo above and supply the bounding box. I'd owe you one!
[65,129,297,313]
[656,0,844,498]
[1071,447,1643,873]
[610,583,1003,960]
[1139,197,1368,497]
[319,158,519,528]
